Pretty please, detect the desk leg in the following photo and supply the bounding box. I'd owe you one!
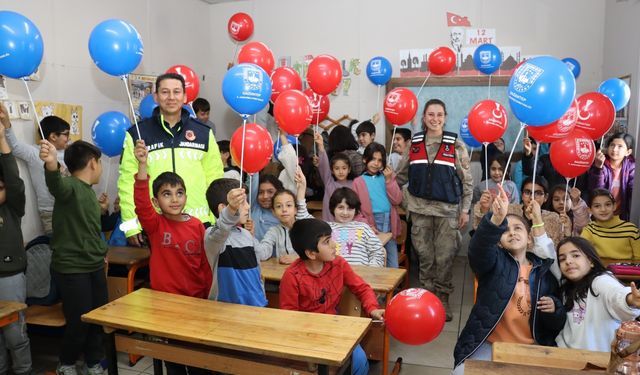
[318,364,328,375]
[153,359,163,375]
[127,261,148,367]
[381,291,392,375]
[106,332,118,375]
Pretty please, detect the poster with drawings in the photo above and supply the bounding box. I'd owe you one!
[34,101,83,143]
[0,76,7,100]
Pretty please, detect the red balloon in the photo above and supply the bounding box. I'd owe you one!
[274,89,312,136]
[304,89,330,123]
[550,130,596,179]
[385,288,445,345]
[230,123,273,174]
[306,55,342,96]
[271,67,302,103]
[166,65,200,104]
[467,100,508,143]
[383,88,418,125]
[528,100,578,143]
[238,42,275,75]
[575,92,616,140]
[428,47,456,75]
[227,12,254,42]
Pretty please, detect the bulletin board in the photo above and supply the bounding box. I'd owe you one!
[385,76,524,157]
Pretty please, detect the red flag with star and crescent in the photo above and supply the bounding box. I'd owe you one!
[446,12,471,27]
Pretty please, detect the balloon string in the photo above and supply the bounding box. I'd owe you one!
[416,72,431,98]
[122,76,142,140]
[388,126,397,164]
[239,117,247,188]
[561,177,571,236]
[232,42,240,67]
[295,137,299,161]
[484,143,489,191]
[501,123,526,185]
[487,74,492,100]
[468,147,474,161]
[376,85,381,112]
[531,141,540,194]
[248,172,253,208]
[22,79,45,140]
[103,157,111,194]
[572,178,578,189]
[313,98,321,155]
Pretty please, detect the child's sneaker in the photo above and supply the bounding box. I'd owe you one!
[86,364,105,375]
[56,364,78,375]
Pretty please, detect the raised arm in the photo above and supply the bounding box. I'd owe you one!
[0,102,39,164]
[0,119,25,217]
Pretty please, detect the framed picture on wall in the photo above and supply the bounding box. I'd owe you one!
[615,74,631,122]
[128,74,156,111]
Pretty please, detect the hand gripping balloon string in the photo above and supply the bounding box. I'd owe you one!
[22,79,45,140]
[388,126,397,165]
[103,157,111,195]
[122,76,142,140]
[487,74,492,100]
[501,123,527,185]
[239,117,247,188]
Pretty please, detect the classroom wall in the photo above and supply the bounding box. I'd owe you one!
[208,0,607,141]
[603,0,640,223]
[0,0,216,241]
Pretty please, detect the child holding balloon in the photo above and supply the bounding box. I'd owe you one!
[547,184,589,237]
[472,153,520,204]
[588,132,635,221]
[255,168,313,264]
[580,188,640,260]
[313,132,355,221]
[352,142,402,268]
[280,218,384,375]
[453,185,565,374]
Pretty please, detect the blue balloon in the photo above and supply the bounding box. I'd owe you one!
[598,78,630,112]
[508,56,576,126]
[273,135,298,161]
[0,11,44,79]
[366,56,392,85]
[473,44,502,75]
[459,117,481,148]
[88,19,143,76]
[222,63,271,116]
[138,94,157,119]
[92,111,131,157]
[562,57,581,79]
[183,104,196,118]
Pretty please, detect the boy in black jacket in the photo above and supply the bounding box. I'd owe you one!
[0,110,32,375]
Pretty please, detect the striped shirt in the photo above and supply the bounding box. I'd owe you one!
[329,221,385,267]
[581,216,640,259]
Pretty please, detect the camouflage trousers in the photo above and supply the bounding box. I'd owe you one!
[410,213,461,295]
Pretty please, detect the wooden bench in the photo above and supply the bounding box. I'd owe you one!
[491,342,609,371]
[25,303,65,327]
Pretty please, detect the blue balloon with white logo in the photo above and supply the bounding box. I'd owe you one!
[138,94,157,119]
[88,19,143,77]
[459,116,481,148]
[598,78,630,111]
[92,111,131,157]
[508,56,576,126]
[0,11,44,79]
[473,44,502,75]
[366,56,392,86]
[273,135,298,161]
[562,57,581,79]
[222,63,271,117]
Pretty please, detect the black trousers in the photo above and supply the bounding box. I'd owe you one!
[53,268,108,366]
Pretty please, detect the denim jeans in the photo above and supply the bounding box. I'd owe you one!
[373,212,398,268]
[0,272,32,375]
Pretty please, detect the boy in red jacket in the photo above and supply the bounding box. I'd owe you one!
[133,140,212,375]
[280,218,384,375]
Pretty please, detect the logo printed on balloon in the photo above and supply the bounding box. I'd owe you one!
[385,92,401,109]
[370,59,382,75]
[577,100,593,122]
[400,288,428,299]
[479,50,491,65]
[512,63,544,94]
[242,67,264,97]
[229,21,241,36]
[575,138,594,162]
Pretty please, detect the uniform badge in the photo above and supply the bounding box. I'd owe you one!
[185,130,196,141]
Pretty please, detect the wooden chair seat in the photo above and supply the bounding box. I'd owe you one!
[25,303,65,327]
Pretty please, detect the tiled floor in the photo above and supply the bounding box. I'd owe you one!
[30,253,475,375]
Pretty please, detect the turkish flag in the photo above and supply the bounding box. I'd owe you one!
[446,12,471,27]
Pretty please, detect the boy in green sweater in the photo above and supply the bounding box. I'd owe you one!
[40,139,107,375]
[0,110,32,375]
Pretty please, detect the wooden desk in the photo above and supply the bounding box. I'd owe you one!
[465,360,603,375]
[491,342,609,371]
[600,258,640,282]
[106,246,150,294]
[377,232,393,246]
[82,288,371,375]
[260,258,406,375]
[0,301,26,328]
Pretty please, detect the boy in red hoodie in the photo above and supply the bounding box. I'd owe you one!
[280,218,384,375]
